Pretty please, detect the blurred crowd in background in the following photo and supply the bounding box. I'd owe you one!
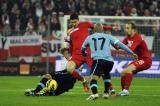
[0,0,159,60]
[0,0,160,37]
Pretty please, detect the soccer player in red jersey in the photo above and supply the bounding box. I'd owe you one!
[66,13,115,93]
[118,22,152,96]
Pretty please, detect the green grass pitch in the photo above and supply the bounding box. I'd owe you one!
[0,76,160,106]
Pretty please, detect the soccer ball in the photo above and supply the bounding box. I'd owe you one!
[46,79,58,91]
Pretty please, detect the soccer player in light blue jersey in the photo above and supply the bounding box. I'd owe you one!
[81,23,137,100]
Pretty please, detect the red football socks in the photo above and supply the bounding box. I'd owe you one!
[72,70,84,82]
[121,75,126,90]
[123,73,133,90]
[109,83,114,90]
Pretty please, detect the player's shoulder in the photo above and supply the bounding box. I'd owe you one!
[79,21,93,27]
[135,33,141,37]
[79,21,92,24]
[86,35,92,40]
[90,33,108,39]
[92,33,108,37]
[90,33,100,37]
[134,33,143,40]
[124,35,129,39]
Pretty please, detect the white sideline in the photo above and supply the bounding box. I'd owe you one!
[67,92,160,97]
[1,89,160,97]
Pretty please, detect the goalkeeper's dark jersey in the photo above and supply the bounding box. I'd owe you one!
[50,70,77,96]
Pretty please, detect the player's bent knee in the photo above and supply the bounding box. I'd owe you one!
[121,65,135,76]
[121,69,128,76]
[67,61,76,73]
[91,75,99,80]
[121,69,133,76]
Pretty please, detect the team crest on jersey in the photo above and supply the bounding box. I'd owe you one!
[127,40,133,47]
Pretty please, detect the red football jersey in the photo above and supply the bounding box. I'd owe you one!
[123,33,151,60]
[68,21,94,55]
[68,21,113,55]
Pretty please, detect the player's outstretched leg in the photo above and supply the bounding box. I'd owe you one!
[24,88,35,96]
[118,89,129,96]
[103,73,116,97]
[110,89,116,97]
[34,77,49,93]
[103,79,110,99]
[86,93,99,100]
[24,74,51,96]
[118,73,131,96]
[86,79,99,100]
[109,83,116,97]
[83,79,89,92]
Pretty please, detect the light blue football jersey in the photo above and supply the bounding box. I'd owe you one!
[82,33,119,61]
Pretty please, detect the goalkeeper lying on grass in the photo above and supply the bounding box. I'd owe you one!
[25,48,88,96]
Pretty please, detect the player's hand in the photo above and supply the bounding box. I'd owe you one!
[67,27,74,33]
[132,53,138,59]
[112,26,116,30]
[64,36,71,42]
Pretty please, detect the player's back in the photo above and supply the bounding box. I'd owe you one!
[86,33,116,61]
[123,34,151,60]
[69,21,93,54]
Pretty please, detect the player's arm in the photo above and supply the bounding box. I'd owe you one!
[111,36,128,50]
[86,21,113,30]
[81,37,90,57]
[64,28,73,43]
[103,25,113,30]
[111,43,119,50]
[116,42,137,58]
[115,41,134,55]
[64,28,74,52]
[115,35,142,51]
[109,36,135,55]
[85,21,94,28]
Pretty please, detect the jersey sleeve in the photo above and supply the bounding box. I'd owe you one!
[108,35,119,45]
[109,35,134,54]
[122,37,128,45]
[103,25,113,30]
[116,41,134,54]
[86,21,94,28]
[80,21,94,29]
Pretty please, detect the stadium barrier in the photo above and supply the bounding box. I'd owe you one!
[0,62,54,76]
[0,35,159,77]
[0,57,159,77]
[0,35,154,59]
[55,57,160,78]
[0,36,62,61]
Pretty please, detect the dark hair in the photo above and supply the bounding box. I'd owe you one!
[128,21,136,29]
[60,48,69,54]
[70,13,79,20]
